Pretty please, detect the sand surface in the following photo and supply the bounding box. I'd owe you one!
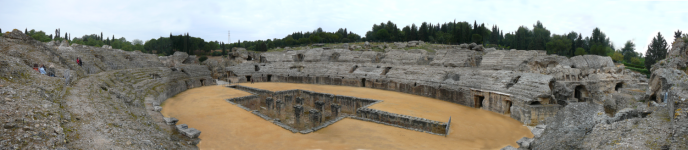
[161,83,533,150]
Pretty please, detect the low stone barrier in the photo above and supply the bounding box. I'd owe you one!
[354,108,448,135]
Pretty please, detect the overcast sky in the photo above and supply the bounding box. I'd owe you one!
[2,0,687,54]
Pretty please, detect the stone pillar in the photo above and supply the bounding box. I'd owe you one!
[295,97,304,105]
[276,99,283,116]
[315,100,325,112]
[331,104,341,117]
[284,95,292,104]
[265,97,274,110]
[309,109,321,127]
[293,105,303,126]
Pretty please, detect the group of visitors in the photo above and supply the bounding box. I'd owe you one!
[32,57,83,77]
[33,64,55,77]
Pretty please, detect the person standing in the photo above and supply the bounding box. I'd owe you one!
[76,57,83,66]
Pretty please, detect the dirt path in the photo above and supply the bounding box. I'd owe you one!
[162,83,533,150]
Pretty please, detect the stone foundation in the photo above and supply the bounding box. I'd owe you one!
[226,85,449,135]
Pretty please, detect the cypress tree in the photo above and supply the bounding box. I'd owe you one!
[222,42,226,56]
[645,32,669,70]
[101,32,103,41]
[25,28,28,35]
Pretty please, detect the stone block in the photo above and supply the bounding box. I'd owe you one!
[163,117,179,125]
[153,106,162,112]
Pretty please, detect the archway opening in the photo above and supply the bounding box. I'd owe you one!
[615,82,623,91]
[297,54,305,62]
[474,95,485,108]
[504,100,512,115]
[361,78,366,87]
[574,85,588,102]
[267,75,272,82]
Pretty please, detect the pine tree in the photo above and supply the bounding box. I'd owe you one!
[645,32,669,70]
[419,22,428,41]
[675,30,683,39]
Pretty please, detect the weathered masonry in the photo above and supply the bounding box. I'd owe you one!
[223,45,645,125]
[227,85,448,135]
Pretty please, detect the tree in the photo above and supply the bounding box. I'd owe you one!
[574,48,587,55]
[471,34,482,44]
[545,34,572,56]
[132,39,143,45]
[631,57,642,65]
[376,29,390,41]
[611,52,624,62]
[621,40,636,62]
[513,26,531,50]
[675,30,683,39]
[419,22,428,41]
[575,34,583,48]
[589,44,601,56]
[645,32,669,70]
[221,42,226,56]
[410,24,418,41]
[528,21,550,50]
[25,28,28,35]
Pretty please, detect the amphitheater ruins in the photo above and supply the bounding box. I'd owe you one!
[1,28,688,149]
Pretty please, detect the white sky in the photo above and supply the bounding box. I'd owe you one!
[2,0,687,54]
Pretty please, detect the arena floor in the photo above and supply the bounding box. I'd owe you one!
[161,83,532,149]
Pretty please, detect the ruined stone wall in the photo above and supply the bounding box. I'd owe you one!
[355,108,448,135]
[0,31,214,149]
[226,45,640,126]
[226,85,453,135]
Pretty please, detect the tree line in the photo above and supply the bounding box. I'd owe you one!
[13,21,687,73]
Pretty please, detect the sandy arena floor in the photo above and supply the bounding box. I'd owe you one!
[161,83,532,150]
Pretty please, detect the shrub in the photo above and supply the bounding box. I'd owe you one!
[574,48,587,56]
[211,51,222,56]
[611,52,624,62]
[199,56,208,62]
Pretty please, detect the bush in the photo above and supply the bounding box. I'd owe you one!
[611,52,623,62]
[574,48,587,56]
[211,51,222,56]
[199,56,208,62]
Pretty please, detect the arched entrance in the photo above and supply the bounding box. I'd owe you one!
[574,85,588,102]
